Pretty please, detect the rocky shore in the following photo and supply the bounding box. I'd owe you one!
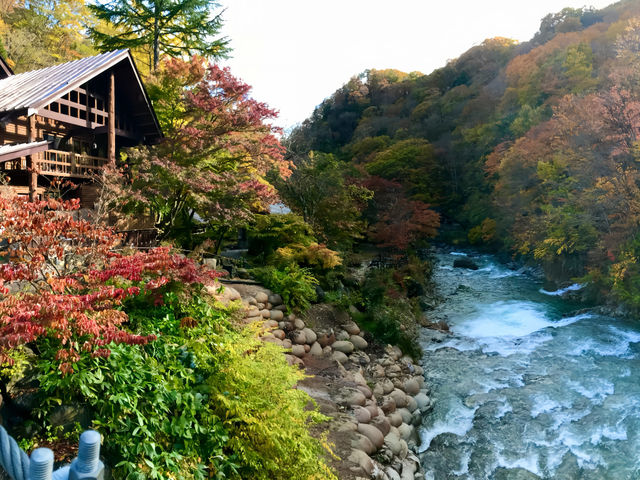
[214,282,432,480]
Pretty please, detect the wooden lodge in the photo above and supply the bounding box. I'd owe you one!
[0,50,162,206]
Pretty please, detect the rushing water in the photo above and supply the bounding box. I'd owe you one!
[418,250,640,480]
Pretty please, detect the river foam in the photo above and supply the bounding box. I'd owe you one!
[419,250,640,479]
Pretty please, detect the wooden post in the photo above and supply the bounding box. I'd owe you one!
[107,71,116,165]
[27,115,37,201]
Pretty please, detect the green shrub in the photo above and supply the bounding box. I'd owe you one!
[251,264,318,312]
[33,291,335,479]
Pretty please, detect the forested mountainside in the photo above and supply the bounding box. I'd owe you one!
[284,0,640,308]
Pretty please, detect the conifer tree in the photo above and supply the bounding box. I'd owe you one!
[88,0,228,71]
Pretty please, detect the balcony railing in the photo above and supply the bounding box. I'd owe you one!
[38,150,107,179]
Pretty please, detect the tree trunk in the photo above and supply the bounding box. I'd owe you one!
[153,12,160,70]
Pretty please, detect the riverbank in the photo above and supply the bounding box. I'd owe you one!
[218,281,433,480]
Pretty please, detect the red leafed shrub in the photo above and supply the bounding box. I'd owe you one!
[0,196,221,373]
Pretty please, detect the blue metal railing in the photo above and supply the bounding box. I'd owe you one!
[0,427,103,480]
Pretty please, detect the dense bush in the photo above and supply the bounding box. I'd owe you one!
[251,264,318,313]
[33,290,335,479]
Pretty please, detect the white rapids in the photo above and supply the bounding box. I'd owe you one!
[418,250,640,479]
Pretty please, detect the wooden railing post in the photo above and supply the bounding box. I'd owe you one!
[27,115,37,201]
[107,71,115,166]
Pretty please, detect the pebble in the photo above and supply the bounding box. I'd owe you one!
[260,309,270,318]
[294,318,305,330]
[282,339,292,349]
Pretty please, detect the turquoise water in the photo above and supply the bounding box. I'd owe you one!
[418,250,640,479]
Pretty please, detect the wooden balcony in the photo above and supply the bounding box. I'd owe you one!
[38,149,107,179]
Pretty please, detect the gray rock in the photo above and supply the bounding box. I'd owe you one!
[333,340,355,354]
[350,334,368,350]
[255,292,269,303]
[356,384,373,399]
[403,378,420,396]
[260,309,270,318]
[390,388,408,408]
[400,458,417,480]
[270,310,284,321]
[291,330,307,345]
[285,354,304,368]
[344,321,361,335]
[351,433,376,455]
[358,423,385,450]
[385,467,401,480]
[371,415,391,437]
[268,294,283,306]
[348,449,374,476]
[354,406,372,424]
[397,408,413,424]
[294,318,306,330]
[302,328,317,344]
[381,396,396,415]
[336,329,350,341]
[332,351,349,364]
[380,378,395,394]
[309,342,323,356]
[397,423,415,441]
[282,339,292,349]
[291,345,306,357]
[406,396,418,413]
[384,431,403,456]
[415,392,430,410]
[337,387,367,407]
[387,412,403,428]
[271,329,286,340]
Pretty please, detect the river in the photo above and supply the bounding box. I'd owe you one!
[418,250,640,479]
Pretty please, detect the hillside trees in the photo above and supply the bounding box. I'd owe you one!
[89,0,228,71]
[110,57,290,251]
[0,0,94,71]
[275,152,372,251]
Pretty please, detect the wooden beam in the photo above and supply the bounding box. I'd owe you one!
[108,71,116,165]
[27,115,37,201]
[0,143,49,163]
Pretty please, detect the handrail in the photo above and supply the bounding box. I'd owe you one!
[38,150,107,178]
[0,426,104,480]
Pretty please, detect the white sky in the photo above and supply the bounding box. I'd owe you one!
[219,0,615,130]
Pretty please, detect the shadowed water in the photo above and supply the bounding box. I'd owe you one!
[419,250,640,479]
